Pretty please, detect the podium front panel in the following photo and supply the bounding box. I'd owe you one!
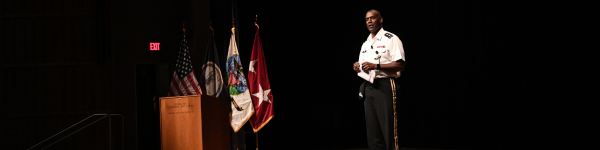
[160,95,202,150]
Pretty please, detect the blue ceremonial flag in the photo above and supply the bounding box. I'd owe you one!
[200,27,223,97]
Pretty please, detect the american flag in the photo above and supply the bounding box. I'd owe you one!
[168,34,202,96]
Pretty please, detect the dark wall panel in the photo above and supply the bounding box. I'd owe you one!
[1,0,114,148]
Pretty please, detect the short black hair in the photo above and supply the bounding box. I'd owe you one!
[367,9,382,18]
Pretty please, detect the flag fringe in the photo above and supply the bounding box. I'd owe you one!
[250,115,274,133]
[230,109,255,133]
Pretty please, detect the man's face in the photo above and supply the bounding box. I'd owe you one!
[366,11,382,33]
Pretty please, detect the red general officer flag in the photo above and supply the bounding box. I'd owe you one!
[248,25,274,132]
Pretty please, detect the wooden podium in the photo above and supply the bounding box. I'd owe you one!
[160,95,230,150]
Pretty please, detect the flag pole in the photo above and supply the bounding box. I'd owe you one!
[212,23,218,97]
[232,1,240,150]
[254,14,259,150]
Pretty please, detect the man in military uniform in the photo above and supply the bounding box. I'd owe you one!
[353,9,406,150]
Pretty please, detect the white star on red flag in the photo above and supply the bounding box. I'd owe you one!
[252,84,271,106]
[249,60,257,73]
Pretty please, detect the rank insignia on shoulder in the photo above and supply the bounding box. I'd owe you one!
[384,33,393,39]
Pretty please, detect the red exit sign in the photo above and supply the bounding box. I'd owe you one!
[150,42,160,51]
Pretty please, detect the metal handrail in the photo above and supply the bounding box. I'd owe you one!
[27,113,124,150]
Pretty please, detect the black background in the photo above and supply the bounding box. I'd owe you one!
[2,0,596,149]
[209,0,598,149]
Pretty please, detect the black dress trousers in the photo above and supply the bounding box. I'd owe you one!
[364,78,398,150]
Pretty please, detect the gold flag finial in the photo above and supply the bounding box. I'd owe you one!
[231,17,235,34]
[255,14,259,29]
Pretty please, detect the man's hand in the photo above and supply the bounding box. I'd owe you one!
[353,62,361,73]
[362,62,376,72]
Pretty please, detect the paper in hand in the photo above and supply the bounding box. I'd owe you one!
[357,64,375,83]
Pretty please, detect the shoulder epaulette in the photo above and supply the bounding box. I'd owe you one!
[384,32,394,39]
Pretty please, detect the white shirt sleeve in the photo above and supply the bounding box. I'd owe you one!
[389,36,405,62]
